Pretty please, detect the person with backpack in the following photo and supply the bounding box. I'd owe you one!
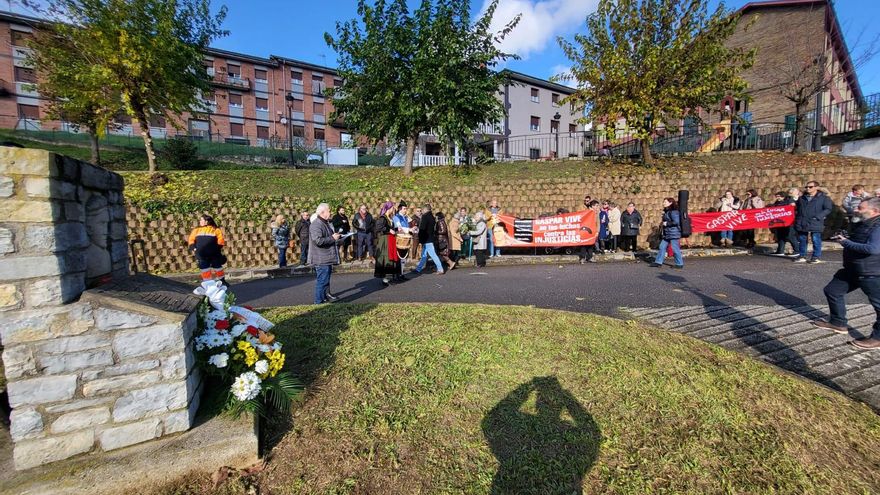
[649,198,683,269]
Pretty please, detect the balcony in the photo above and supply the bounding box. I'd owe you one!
[314,114,325,124]
[228,105,244,118]
[256,109,270,121]
[16,82,38,98]
[312,81,327,97]
[210,73,251,91]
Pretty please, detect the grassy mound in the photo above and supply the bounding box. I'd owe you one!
[156,304,879,494]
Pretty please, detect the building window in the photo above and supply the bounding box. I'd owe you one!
[14,66,36,83]
[314,102,324,115]
[333,78,343,87]
[292,98,304,112]
[18,104,39,119]
[256,97,269,110]
[227,64,241,78]
[529,148,540,160]
[256,125,269,140]
[202,90,215,102]
[228,93,243,107]
[189,119,210,136]
[230,123,244,136]
[149,115,166,128]
[530,88,539,103]
[254,69,268,82]
[530,116,540,132]
[314,128,325,140]
[10,30,33,46]
[552,93,559,105]
[341,132,353,144]
[550,120,559,133]
[569,123,577,133]
[291,70,303,84]
[292,125,304,138]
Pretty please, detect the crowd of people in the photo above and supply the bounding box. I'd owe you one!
[187,184,880,349]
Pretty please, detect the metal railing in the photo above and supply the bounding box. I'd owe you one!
[483,122,814,161]
[8,119,335,165]
[815,92,880,136]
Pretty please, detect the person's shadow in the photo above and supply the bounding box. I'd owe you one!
[482,376,601,494]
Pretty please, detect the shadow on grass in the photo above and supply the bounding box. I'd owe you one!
[482,376,601,495]
[261,303,378,455]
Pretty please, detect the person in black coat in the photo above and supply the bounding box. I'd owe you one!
[794,181,833,264]
[353,204,375,261]
[331,206,352,262]
[413,204,444,274]
[619,202,643,252]
[294,211,311,266]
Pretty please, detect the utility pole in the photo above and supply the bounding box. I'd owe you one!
[284,93,296,168]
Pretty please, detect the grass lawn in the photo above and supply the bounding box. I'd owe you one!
[154,304,880,495]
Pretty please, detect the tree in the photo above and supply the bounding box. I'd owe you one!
[558,0,753,164]
[26,24,120,165]
[33,0,227,173]
[325,0,518,175]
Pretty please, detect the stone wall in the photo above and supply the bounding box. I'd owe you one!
[0,148,202,470]
[127,157,880,273]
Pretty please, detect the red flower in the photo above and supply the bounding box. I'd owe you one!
[246,325,259,337]
[243,305,254,311]
[215,319,230,330]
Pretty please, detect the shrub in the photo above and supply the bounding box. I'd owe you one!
[160,136,206,170]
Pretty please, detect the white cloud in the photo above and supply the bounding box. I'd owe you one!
[481,0,599,60]
[549,64,577,88]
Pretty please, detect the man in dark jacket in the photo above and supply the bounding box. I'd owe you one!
[770,191,798,256]
[793,181,833,264]
[353,204,375,261]
[309,203,342,304]
[413,204,444,274]
[294,211,311,266]
[812,198,880,349]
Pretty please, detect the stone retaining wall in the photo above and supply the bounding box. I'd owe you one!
[0,148,202,471]
[127,159,880,273]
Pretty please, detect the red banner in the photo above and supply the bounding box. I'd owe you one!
[494,210,599,247]
[690,205,795,233]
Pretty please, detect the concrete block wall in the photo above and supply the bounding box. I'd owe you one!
[126,159,880,273]
[0,148,202,470]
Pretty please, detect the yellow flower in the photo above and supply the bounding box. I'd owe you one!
[236,340,259,367]
[266,349,285,378]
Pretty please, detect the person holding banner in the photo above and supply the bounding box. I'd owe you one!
[770,191,798,256]
[580,201,601,264]
[717,190,741,247]
[649,198,684,269]
[741,189,765,249]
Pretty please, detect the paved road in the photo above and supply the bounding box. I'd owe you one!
[234,252,870,319]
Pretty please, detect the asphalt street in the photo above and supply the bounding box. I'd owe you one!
[232,252,870,318]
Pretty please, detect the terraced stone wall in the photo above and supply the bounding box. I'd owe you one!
[126,160,880,273]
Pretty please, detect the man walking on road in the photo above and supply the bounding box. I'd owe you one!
[309,203,342,304]
[812,198,880,349]
[413,204,444,275]
[793,181,833,264]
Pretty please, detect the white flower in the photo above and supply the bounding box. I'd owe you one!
[208,353,229,368]
[254,360,269,374]
[230,324,247,337]
[231,371,262,401]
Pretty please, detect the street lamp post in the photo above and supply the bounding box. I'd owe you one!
[284,93,295,167]
[553,112,561,158]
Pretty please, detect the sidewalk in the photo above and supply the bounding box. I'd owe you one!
[163,241,843,285]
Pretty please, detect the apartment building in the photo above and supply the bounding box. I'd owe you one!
[0,11,349,151]
[725,0,863,135]
[0,10,579,160]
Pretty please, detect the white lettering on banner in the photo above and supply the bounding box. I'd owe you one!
[536,222,583,232]
[754,207,792,222]
[706,212,747,230]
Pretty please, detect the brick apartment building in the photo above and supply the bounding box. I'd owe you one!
[0,10,583,161]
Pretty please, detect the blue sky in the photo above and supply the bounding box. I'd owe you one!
[10,0,880,94]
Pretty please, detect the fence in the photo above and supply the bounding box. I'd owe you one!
[485,122,815,162]
[813,91,880,136]
[9,120,340,165]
